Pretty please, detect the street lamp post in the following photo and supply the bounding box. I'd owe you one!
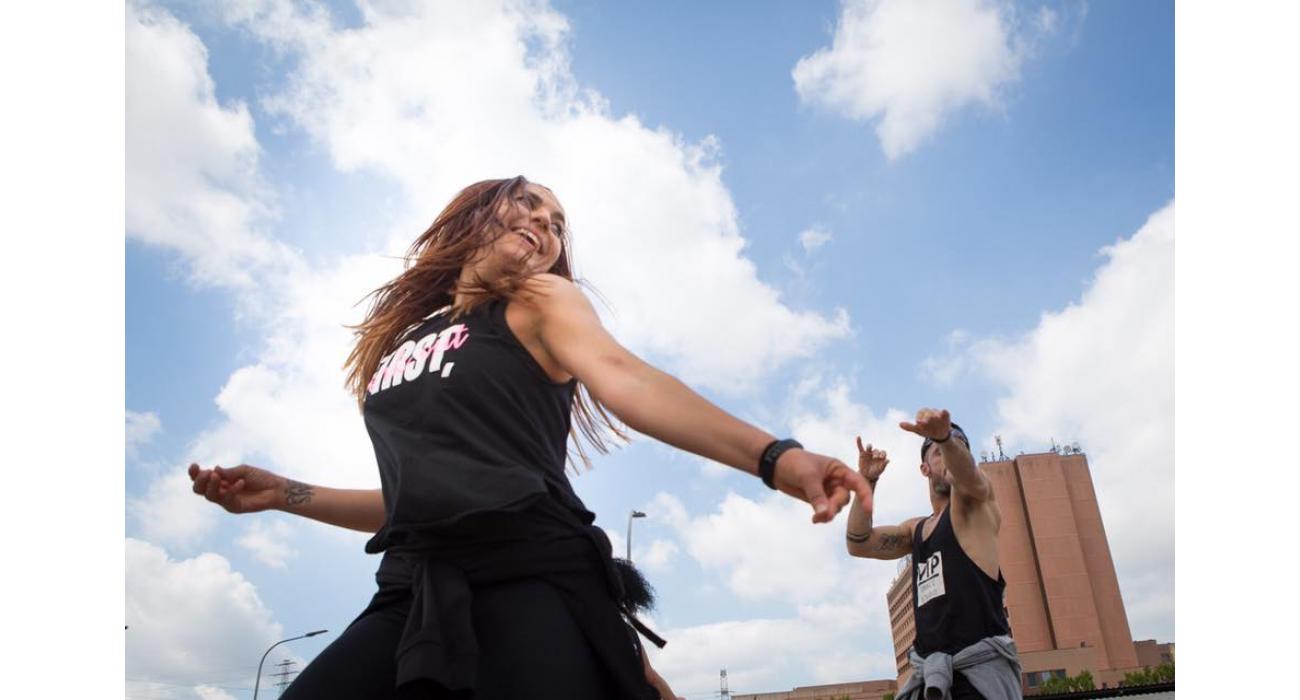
[253,629,328,700]
[626,510,646,560]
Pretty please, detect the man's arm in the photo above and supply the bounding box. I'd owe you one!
[900,408,992,501]
[936,433,991,501]
[846,518,920,560]
[842,439,923,559]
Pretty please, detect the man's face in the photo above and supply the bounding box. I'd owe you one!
[922,444,953,495]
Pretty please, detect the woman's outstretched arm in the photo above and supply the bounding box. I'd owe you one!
[188,463,386,533]
[523,274,872,523]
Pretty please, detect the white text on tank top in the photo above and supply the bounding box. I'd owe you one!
[916,551,946,607]
[367,322,471,396]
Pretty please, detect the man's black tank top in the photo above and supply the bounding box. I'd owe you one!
[360,298,591,553]
[911,506,1011,657]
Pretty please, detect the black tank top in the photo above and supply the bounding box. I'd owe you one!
[360,298,591,553]
[911,506,1011,657]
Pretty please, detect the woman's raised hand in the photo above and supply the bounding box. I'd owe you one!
[187,463,286,514]
[772,449,874,523]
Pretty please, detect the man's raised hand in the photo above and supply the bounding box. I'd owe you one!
[899,407,952,442]
[855,436,889,483]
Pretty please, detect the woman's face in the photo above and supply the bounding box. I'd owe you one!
[478,182,567,278]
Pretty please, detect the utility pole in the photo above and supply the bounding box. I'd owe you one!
[270,659,298,696]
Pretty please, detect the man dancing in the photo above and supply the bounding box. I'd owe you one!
[846,408,1021,699]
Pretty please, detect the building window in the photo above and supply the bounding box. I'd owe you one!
[1024,669,1066,688]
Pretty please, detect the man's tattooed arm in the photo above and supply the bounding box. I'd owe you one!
[846,519,918,560]
[846,509,873,544]
[284,479,315,506]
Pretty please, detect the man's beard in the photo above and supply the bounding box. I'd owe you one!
[933,478,952,496]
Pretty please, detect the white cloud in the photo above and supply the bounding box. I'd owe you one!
[127,409,162,453]
[237,519,298,568]
[183,252,397,488]
[793,0,1027,160]
[650,614,894,694]
[126,0,293,289]
[926,201,1174,639]
[126,539,287,699]
[652,491,851,603]
[799,227,833,253]
[638,538,680,573]
[128,471,219,550]
[643,489,902,690]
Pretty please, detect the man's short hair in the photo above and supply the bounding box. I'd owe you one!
[921,422,971,461]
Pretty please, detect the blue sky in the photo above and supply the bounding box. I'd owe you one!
[124,1,1173,697]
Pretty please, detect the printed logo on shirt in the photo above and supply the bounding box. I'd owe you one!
[916,551,946,607]
[367,323,470,396]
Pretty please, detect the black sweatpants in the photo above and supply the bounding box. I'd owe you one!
[281,577,618,699]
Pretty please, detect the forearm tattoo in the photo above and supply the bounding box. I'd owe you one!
[284,479,314,506]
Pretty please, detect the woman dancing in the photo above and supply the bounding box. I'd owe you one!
[188,176,871,699]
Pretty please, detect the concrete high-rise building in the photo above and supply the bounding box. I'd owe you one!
[886,450,1147,691]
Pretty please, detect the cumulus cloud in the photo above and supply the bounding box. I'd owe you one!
[651,490,851,603]
[637,538,680,573]
[644,489,902,691]
[922,201,1174,638]
[793,0,1030,160]
[126,539,286,699]
[126,0,293,289]
[237,519,298,569]
[650,614,897,693]
[127,409,162,453]
[183,255,393,491]
[128,470,219,550]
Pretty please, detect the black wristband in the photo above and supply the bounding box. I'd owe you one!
[758,438,802,490]
[933,430,951,444]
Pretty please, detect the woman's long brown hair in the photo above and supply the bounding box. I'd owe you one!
[343,176,626,470]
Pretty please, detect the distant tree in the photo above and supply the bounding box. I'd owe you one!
[1123,668,1149,686]
[1123,662,1174,687]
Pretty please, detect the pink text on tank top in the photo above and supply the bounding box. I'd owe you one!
[368,323,470,395]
